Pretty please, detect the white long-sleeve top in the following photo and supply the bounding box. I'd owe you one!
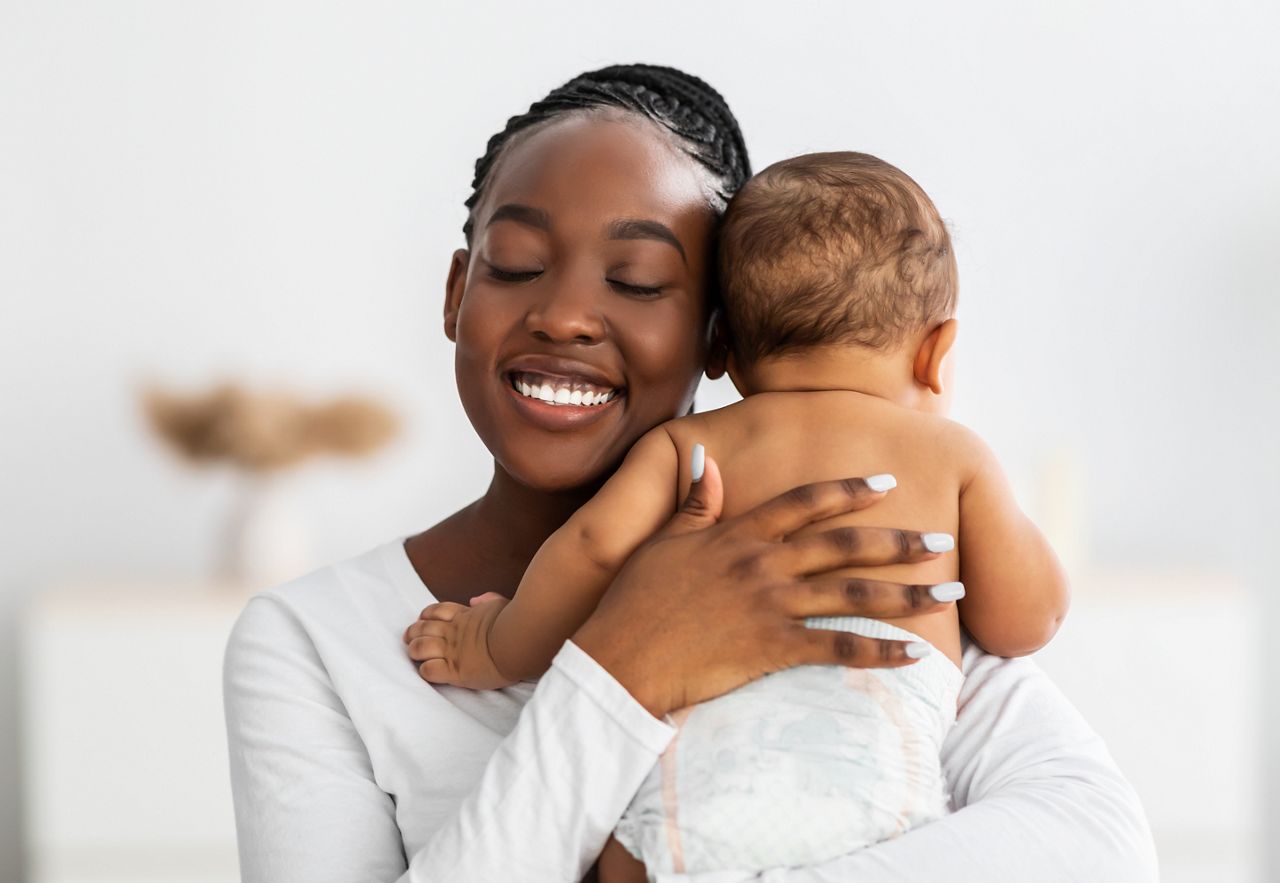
[223,537,1157,882]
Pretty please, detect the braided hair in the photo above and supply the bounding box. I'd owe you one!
[462,63,751,240]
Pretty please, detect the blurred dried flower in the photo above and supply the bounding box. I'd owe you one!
[143,382,399,472]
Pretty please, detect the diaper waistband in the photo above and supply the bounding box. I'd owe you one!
[803,615,964,697]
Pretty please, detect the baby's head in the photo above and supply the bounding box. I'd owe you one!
[716,152,959,412]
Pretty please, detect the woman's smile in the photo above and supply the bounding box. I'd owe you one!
[510,374,620,407]
[501,354,627,432]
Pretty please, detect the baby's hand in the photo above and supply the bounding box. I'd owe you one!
[402,594,515,690]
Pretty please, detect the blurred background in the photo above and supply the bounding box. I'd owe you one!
[2,1,1276,881]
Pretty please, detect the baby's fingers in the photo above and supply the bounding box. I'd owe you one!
[404,602,467,642]
[404,618,452,643]
[407,635,448,661]
[419,601,466,621]
[417,658,458,685]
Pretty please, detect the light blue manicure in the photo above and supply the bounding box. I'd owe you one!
[930,581,966,602]
[922,532,955,553]
[691,443,706,483]
[865,473,897,492]
[905,642,932,659]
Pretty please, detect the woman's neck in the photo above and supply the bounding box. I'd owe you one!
[474,465,597,559]
[404,463,598,604]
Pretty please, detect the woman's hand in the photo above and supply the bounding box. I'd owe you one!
[573,455,959,719]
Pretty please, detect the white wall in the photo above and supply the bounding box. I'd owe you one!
[2,1,1277,880]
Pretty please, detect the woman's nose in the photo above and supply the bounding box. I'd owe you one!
[523,283,606,344]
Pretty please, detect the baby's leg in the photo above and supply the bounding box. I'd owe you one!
[597,835,648,883]
[405,595,516,690]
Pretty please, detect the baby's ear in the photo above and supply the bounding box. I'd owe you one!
[704,309,732,380]
[913,318,959,395]
[443,249,469,342]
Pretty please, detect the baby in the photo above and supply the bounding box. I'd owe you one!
[411,152,1069,879]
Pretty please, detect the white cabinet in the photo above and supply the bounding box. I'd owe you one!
[20,586,246,883]
[1034,571,1264,883]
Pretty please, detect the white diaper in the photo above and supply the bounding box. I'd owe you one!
[612,617,963,876]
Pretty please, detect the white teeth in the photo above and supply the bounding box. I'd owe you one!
[512,373,620,407]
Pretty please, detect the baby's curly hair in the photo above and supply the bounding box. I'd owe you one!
[718,152,958,364]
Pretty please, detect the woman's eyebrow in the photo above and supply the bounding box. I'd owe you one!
[487,203,551,232]
[606,219,687,264]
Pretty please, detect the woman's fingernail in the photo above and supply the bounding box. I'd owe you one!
[865,473,897,492]
[922,532,955,553]
[691,443,706,482]
[930,581,966,602]
[905,642,932,659]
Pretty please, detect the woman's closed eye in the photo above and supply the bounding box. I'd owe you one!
[607,278,664,298]
[486,263,543,284]
[486,262,665,298]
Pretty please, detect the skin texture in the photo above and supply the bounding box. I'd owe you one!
[402,114,966,880]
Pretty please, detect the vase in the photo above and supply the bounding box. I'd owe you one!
[220,473,313,591]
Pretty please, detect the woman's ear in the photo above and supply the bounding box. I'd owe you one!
[912,318,959,395]
[443,249,469,342]
[704,310,731,381]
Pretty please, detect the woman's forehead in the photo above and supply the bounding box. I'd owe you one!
[477,115,713,228]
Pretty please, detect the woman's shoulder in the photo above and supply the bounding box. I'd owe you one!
[250,535,426,613]
[225,536,430,670]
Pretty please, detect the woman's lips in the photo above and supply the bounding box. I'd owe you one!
[502,370,625,430]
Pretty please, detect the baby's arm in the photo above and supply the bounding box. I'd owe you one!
[410,427,681,688]
[955,427,1070,656]
[487,427,681,680]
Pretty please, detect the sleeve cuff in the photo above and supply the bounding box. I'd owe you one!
[553,640,676,755]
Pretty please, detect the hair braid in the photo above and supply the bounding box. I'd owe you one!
[463,63,751,239]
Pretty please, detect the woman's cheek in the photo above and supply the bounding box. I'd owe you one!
[622,303,706,417]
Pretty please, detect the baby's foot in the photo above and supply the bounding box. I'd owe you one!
[404,595,514,690]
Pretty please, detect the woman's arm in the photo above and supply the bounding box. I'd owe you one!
[224,594,414,882]
[652,644,1157,883]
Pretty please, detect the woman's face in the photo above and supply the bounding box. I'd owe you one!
[445,114,717,492]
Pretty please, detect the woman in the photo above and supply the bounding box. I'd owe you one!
[223,64,1156,881]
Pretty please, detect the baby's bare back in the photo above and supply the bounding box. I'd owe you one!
[667,391,974,664]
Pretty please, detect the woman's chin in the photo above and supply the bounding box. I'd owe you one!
[499,449,617,496]
[483,409,643,495]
